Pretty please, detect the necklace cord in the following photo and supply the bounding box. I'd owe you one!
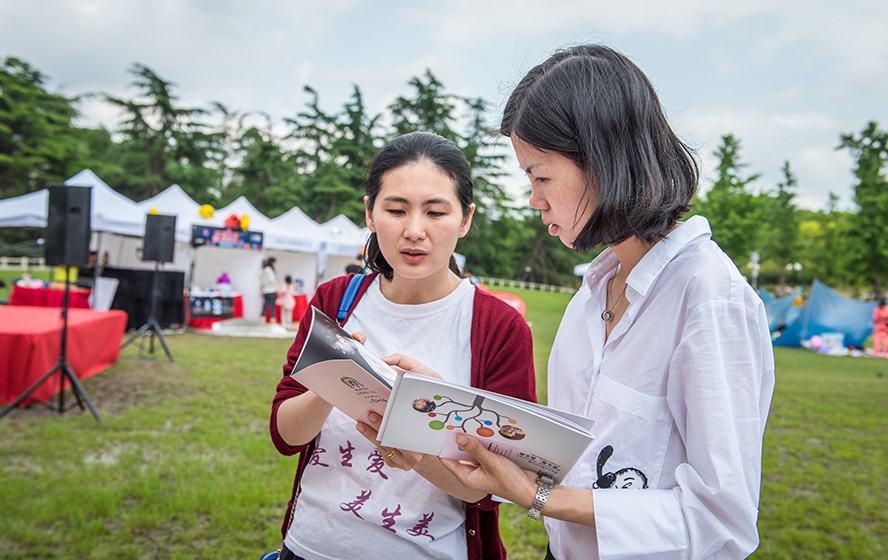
[601,276,628,322]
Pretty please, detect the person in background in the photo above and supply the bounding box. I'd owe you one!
[345,254,365,275]
[269,132,536,560]
[872,298,888,358]
[462,268,480,286]
[260,256,279,323]
[277,275,298,331]
[386,45,775,560]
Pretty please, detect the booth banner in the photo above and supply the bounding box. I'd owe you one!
[190,295,235,318]
[192,225,263,250]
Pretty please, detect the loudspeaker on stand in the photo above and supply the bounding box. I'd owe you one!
[142,213,177,263]
[44,184,91,267]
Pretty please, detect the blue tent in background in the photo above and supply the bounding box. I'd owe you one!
[759,287,802,332]
[764,280,877,348]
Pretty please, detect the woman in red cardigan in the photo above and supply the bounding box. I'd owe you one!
[270,132,536,560]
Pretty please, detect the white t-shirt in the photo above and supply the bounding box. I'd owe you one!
[545,216,775,560]
[261,266,277,294]
[285,277,475,560]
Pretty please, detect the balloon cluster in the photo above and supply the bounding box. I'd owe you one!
[224,213,249,230]
[197,205,249,231]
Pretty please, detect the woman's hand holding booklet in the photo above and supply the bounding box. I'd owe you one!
[291,306,594,483]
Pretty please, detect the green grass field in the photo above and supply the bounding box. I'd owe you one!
[1,286,886,559]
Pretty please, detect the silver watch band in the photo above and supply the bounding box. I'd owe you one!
[527,472,555,520]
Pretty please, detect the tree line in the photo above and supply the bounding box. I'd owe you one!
[2,56,886,295]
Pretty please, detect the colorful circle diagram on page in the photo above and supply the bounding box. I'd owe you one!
[411,394,525,439]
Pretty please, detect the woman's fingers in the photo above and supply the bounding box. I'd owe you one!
[440,434,537,505]
[355,413,416,471]
[381,353,443,379]
[350,330,367,345]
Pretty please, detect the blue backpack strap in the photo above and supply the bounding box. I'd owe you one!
[337,274,365,324]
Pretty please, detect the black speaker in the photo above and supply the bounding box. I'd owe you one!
[142,213,177,263]
[44,184,92,267]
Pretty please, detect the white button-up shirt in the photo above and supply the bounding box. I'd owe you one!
[546,216,775,560]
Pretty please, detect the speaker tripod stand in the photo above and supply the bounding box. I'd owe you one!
[0,267,103,423]
[121,261,175,362]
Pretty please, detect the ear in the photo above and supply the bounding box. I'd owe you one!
[364,196,376,233]
[458,203,476,238]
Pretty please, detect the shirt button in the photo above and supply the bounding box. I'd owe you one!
[469,529,476,536]
[628,287,636,296]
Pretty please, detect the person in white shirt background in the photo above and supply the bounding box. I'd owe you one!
[383,44,776,560]
[260,256,280,323]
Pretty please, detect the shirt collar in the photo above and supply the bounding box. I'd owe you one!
[583,215,712,296]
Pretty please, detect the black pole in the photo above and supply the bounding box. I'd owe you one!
[57,268,71,413]
[120,261,174,362]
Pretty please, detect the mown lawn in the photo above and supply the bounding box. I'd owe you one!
[1,286,886,559]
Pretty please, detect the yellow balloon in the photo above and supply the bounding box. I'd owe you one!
[199,204,215,218]
[240,214,249,230]
[149,208,158,214]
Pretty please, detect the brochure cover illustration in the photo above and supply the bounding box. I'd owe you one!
[289,306,398,423]
[378,372,595,483]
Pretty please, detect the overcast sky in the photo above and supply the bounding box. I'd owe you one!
[3,0,887,211]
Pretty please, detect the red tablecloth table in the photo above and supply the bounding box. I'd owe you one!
[186,294,244,329]
[271,294,309,324]
[9,285,92,309]
[0,307,128,406]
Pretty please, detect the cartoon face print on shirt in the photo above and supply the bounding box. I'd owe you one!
[592,445,649,490]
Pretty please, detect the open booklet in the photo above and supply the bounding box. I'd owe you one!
[291,306,595,483]
[378,372,594,483]
[290,306,397,423]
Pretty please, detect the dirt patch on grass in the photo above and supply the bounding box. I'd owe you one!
[87,357,188,414]
[2,357,186,425]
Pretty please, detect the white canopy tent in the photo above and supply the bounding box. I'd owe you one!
[125,184,203,272]
[66,170,146,238]
[0,169,154,271]
[100,189,330,319]
[0,169,145,236]
[0,170,368,320]
[0,189,48,228]
[270,207,336,290]
[136,184,202,239]
[268,205,328,253]
[203,196,322,318]
[317,214,370,282]
[88,181,202,273]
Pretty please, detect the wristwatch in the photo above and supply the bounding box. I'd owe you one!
[527,471,555,520]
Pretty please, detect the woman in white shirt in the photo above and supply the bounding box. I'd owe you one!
[261,256,280,323]
[388,45,776,560]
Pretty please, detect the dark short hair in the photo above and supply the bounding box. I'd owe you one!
[500,44,699,250]
[363,132,473,279]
